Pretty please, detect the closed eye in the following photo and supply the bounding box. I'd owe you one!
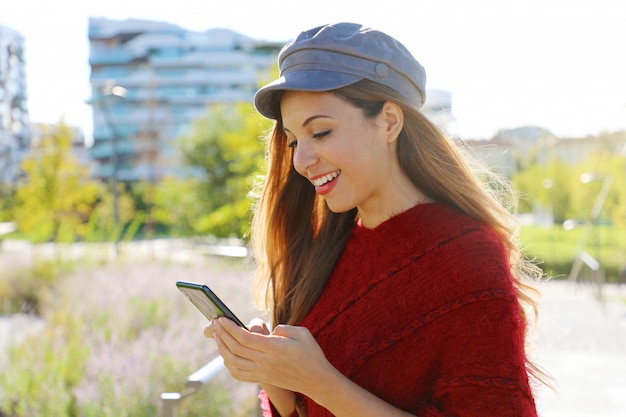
[287,130,330,148]
[313,130,331,139]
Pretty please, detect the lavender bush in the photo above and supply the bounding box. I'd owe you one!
[0,256,262,417]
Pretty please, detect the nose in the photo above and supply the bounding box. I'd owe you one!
[292,140,318,176]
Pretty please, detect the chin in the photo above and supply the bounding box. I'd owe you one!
[324,199,356,214]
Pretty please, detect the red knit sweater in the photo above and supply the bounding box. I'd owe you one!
[260,203,538,417]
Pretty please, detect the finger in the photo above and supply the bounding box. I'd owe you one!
[213,322,262,383]
[217,317,253,341]
[203,322,215,338]
[216,347,258,383]
[215,317,302,376]
[214,318,271,361]
[214,318,251,353]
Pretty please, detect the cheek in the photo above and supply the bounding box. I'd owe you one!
[347,135,387,169]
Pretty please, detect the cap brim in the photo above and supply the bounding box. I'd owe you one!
[254,70,362,119]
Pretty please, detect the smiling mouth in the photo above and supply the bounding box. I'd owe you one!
[311,170,340,187]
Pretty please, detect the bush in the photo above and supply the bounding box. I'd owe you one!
[0,310,88,416]
[0,259,70,315]
[0,258,261,417]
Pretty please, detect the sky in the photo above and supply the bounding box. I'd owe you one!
[2,0,626,141]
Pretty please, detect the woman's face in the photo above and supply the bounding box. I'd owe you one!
[280,90,418,227]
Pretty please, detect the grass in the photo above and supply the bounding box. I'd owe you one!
[520,224,626,282]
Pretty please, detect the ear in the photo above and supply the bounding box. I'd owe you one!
[380,101,404,144]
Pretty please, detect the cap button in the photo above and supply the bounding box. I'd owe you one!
[375,63,389,78]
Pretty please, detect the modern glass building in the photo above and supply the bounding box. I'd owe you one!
[0,24,29,185]
[88,17,282,181]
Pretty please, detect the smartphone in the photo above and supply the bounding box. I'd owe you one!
[176,281,248,329]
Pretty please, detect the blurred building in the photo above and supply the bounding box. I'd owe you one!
[464,126,557,178]
[88,17,283,182]
[463,127,626,178]
[0,24,29,185]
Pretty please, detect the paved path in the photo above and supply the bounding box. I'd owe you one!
[534,280,626,417]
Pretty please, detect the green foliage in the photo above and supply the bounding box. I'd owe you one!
[13,122,100,243]
[5,105,270,242]
[126,181,160,238]
[512,147,626,226]
[171,103,270,239]
[83,182,137,242]
[5,120,139,244]
[513,158,578,222]
[84,184,138,243]
[122,210,145,242]
[153,176,206,236]
[521,224,626,282]
[512,137,626,282]
[0,259,71,315]
[576,151,626,228]
[0,310,89,417]
[0,183,16,222]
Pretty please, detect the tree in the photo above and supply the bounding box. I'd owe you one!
[162,103,270,239]
[512,158,576,223]
[573,150,626,227]
[13,121,99,242]
[512,144,626,227]
[0,183,16,222]
[153,177,205,236]
[83,181,137,243]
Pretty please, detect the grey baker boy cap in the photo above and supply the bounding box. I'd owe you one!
[254,22,427,120]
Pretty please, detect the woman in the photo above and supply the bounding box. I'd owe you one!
[205,22,547,417]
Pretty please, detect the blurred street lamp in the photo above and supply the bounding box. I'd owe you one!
[579,173,614,223]
[567,172,613,299]
[542,178,555,260]
[99,82,127,253]
[542,178,554,225]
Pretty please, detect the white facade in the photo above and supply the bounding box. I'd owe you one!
[88,17,282,181]
[0,24,29,185]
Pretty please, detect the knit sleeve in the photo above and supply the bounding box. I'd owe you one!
[422,230,537,416]
[412,285,537,416]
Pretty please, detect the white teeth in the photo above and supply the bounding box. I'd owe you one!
[312,171,339,186]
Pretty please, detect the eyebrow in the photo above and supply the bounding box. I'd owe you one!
[283,115,333,133]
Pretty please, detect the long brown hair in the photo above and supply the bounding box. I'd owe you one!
[251,79,549,384]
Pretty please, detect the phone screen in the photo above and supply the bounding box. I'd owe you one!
[176,281,247,329]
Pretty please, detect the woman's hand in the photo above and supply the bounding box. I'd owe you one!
[204,318,415,417]
[204,317,303,416]
[209,317,332,394]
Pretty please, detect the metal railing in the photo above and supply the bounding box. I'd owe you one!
[159,240,247,416]
[161,356,226,417]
